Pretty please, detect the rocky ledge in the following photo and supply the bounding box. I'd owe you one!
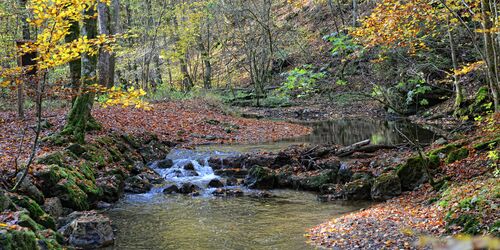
[0,132,173,249]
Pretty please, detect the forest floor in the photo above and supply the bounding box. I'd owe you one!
[0,99,311,174]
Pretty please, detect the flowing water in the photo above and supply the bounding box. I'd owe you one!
[105,119,435,249]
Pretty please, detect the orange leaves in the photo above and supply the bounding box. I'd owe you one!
[351,0,441,53]
[453,61,485,77]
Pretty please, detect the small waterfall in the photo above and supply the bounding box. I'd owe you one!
[150,149,241,195]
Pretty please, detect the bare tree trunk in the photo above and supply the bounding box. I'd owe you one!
[65,21,82,105]
[98,2,113,87]
[17,0,30,119]
[447,18,463,112]
[481,0,500,111]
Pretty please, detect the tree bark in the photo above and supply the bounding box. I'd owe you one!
[17,0,30,119]
[98,1,115,88]
[447,18,463,112]
[65,21,82,104]
[481,0,500,111]
[63,6,99,143]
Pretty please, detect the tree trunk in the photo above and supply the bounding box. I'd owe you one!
[63,6,98,143]
[447,19,463,112]
[65,21,82,105]
[481,0,500,111]
[17,0,30,119]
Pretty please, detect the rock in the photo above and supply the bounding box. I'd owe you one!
[337,165,353,184]
[371,173,402,201]
[131,161,145,175]
[0,189,14,211]
[124,175,153,194]
[96,175,124,203]
[225,177,238,186]
[319,184,339,195]
[66,144,86,157]
[396,156,438,191]
[43,197,63,219]
[445,148,469,164]
[37,152,65,166]
[7,193,56,229]
[342,179,372,200]
[96,201,112,210]
[317,159,341,171]
[248,191,273,199]
[185,170,199,177]
[183,162,195,171]
[207,179,224,188]
[212,188,244,197]
[351,172,373,181]
[214,169,248,178]
[295,170,337,191]
[245,166,276,189]
[60,211,114,249]
[139,140,170,163]
[15,173,44,205]
[156,159,174,169]
[163,185,179,194]
[433,138,448,146]
[208,156,244,170]
[179,183,199,194]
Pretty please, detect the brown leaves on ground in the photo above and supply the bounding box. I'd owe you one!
[0,100,311,172]
[306,185,445,249]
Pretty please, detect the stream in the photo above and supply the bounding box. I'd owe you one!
[105,119,436,249]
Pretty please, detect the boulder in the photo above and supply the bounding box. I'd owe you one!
[15,173,44,205]
[179,183,199,194]
[245,166,276,189]
[207,179,224,188]
[396,156,438,191]
[124,175,153,194]
[43,197,63,219]
[59,211,114,249]
[337,165,353,184]
[295,170,337,191]
[342,179,372,200]
[7,193,56,229]
[370,173,402,201]
[156,159,174,169]
[131,161,145,175]
[96,175,124,203]
[66,144,86,157]
[225,177,238,186]
[183,162,195,171]
[214,169,248,178]
[163,185,179,194]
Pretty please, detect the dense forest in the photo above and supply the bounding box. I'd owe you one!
[0,0,499,249]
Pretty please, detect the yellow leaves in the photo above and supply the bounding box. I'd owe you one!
[97,85,151,110]
[453,61,485,77]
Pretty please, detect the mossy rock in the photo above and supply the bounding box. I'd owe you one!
[245,166,277,189]
[7,194,55,230]
[446,213,481,235]
[445,148,469,164]
[0,228,39,250]
[428,144,460,156]
[36,165,100,210]
[17,212,44,231]
[473,137,500,151]
[342,179,372,200]
[54,179,89,211]
[37,152,65,166]
[396,156,438,191]
[299,170,337,191]
[0,190,14,211]
[371,173,401,201]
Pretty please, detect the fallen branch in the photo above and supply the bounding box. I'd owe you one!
[335,139,371,157]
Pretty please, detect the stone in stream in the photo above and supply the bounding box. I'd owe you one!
[225,177,238,186]
[245,166,276,190]
[163,184,179,194]
[248,191,274,199]
[179,183,199,194]
[207,179,224,188]
[156,159,174,169]
[58,211,114,249]
[183,162,195,171]
[124,174,153,194]
[214,169,248,178]
[212,188,244,197]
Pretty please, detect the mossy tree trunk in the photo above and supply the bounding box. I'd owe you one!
[65,21,82,105]
[63,6,98,144]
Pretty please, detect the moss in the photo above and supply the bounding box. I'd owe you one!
[473,136,500,151]
[397,156,436,191]
[446,213,481,235]
[36,152,64,166]
[300,170,337,191]
[427,154,440,167]
[428,144,460,156]
[8,194,55,230]
[445,148,469,164]
[55,179,89,210]
[491,220,500,237]
[18,212,43,231]
[79,162,95,181]
[0,228,39,250]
